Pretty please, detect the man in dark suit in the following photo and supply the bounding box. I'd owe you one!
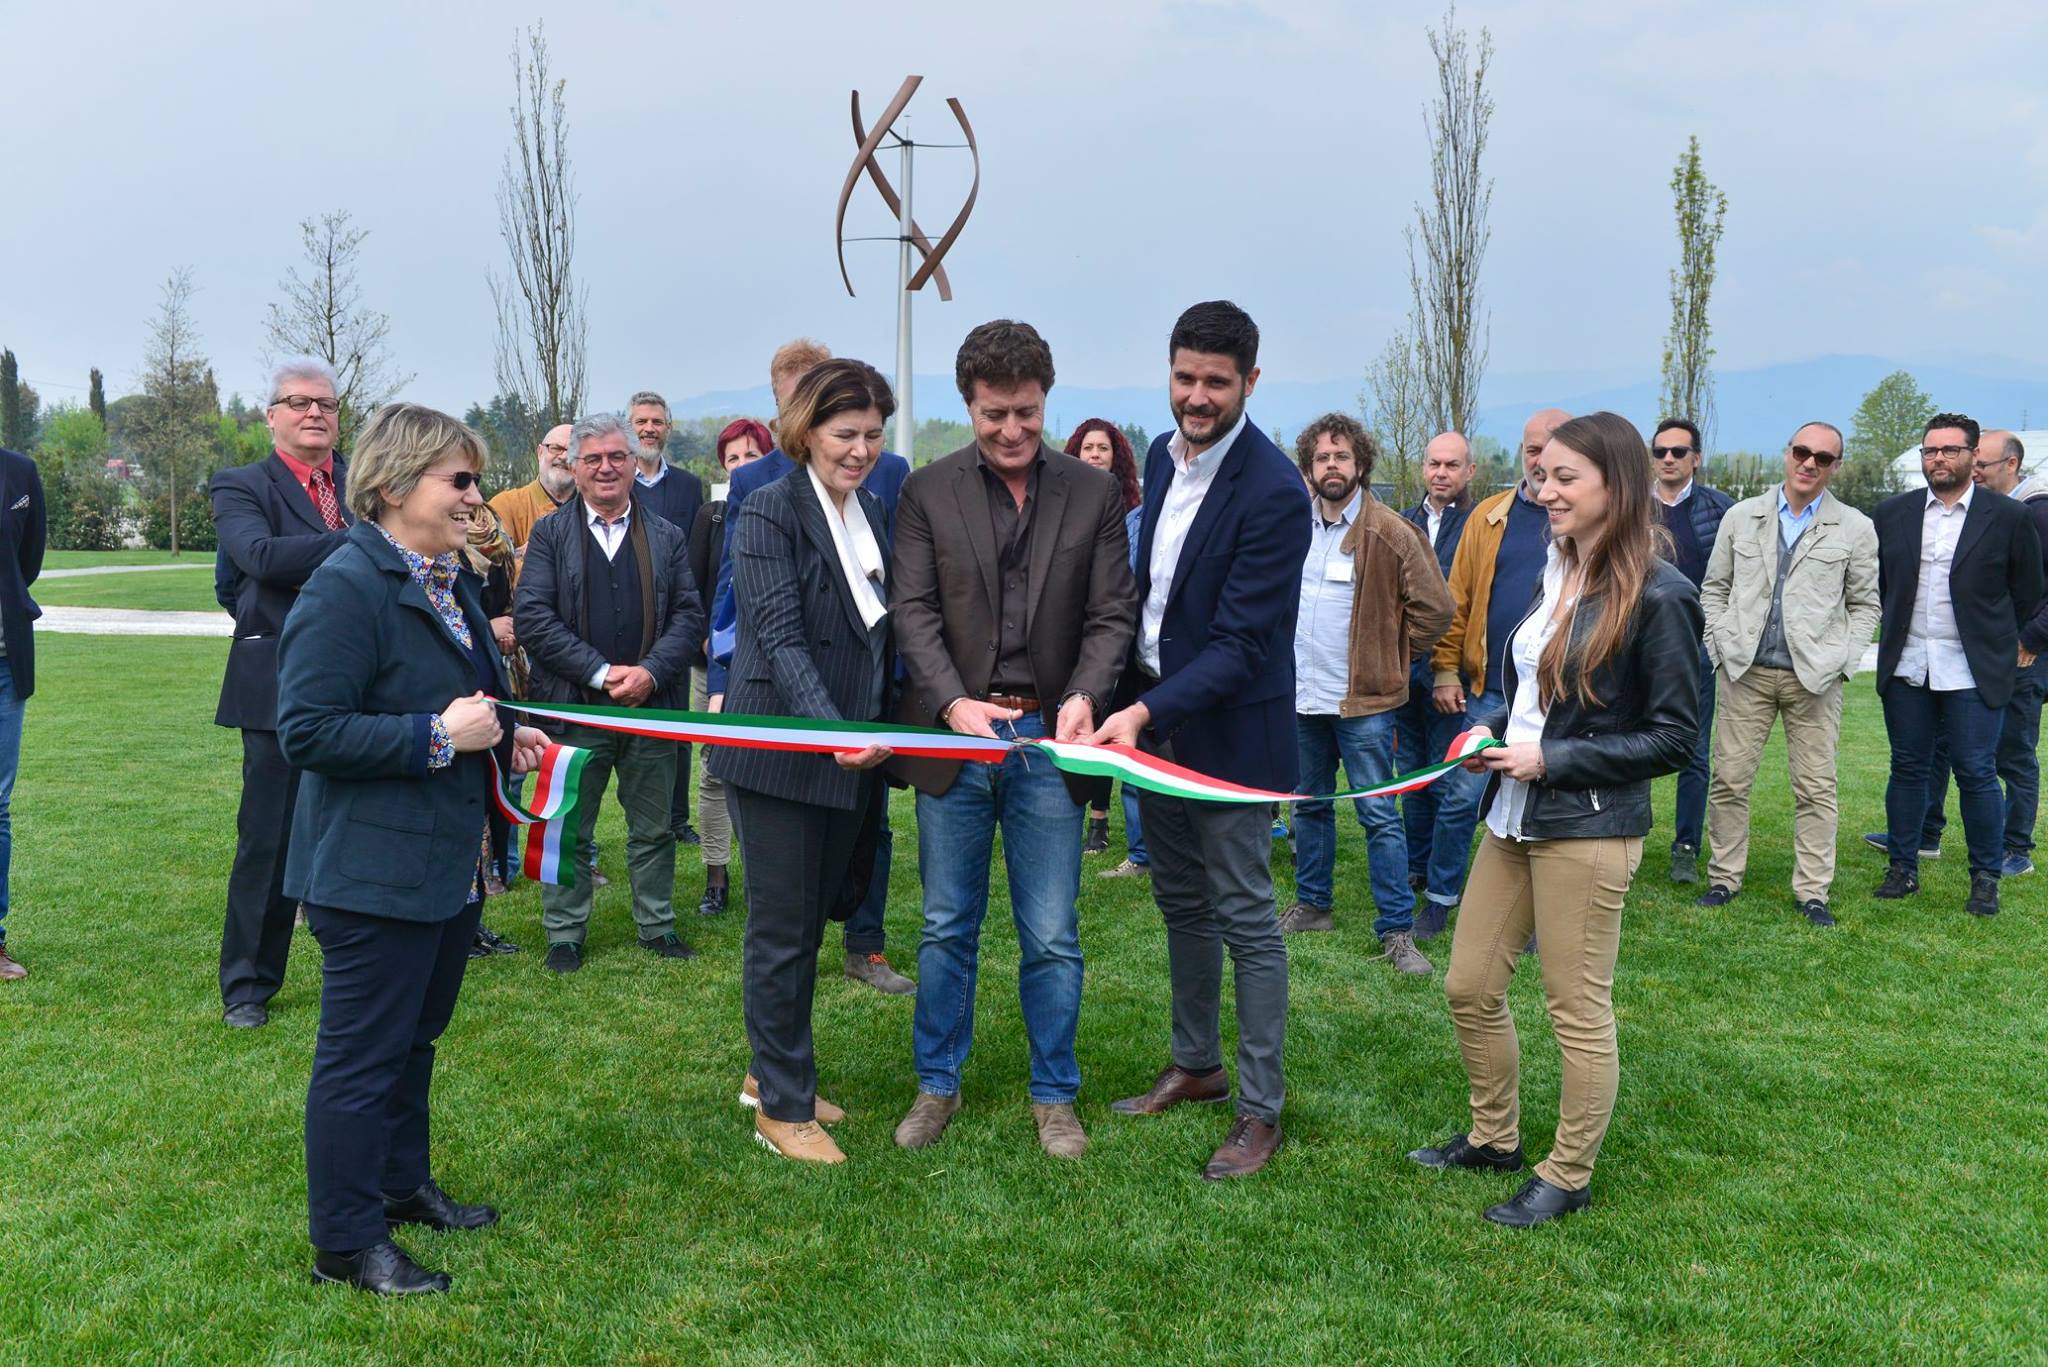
[1091,301,1311,1180]
[625,391,707,846]
[209,359,352,1026]
[0,445,45,982]
[515,412,705,971]
[1872,412,2045,917]
[886,320,1136,1159]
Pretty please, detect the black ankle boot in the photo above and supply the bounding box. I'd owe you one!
[1084,816,1110,854]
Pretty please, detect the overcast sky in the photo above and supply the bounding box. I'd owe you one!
[6,0,2045,420]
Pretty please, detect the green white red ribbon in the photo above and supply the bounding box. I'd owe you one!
[488,742,592,885]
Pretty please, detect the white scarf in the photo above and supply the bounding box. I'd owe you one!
[805,464,889,630]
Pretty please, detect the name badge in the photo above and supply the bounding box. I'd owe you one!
[1324,558,1354,584]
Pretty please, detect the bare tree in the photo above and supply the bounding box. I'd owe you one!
[1658,135,1729,447]
[1362,324,1430,508]
[1407,4,1494,436]
[133,269,211,554]
[489,22,587,432]
[264,209,414,450]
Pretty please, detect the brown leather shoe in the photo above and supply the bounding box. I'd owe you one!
[754,1114,846,1164]
[1032,1102,1087,1159]
[739,1074,845,1126]
[0,945,23,981]
[1109,1064,1229,1116]
[1202,1114,1282,1180]
[893,1091,961,1149]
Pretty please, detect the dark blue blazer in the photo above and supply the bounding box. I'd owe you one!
[211,452,351,730]
[0,448,46,699]
[708,447,909,692]
[708,469,892,811]
[277,521,513,923]
[1125,420,1310,792]
[1873,487,2045,710]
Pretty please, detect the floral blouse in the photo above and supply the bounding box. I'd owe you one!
[376,523,475,770]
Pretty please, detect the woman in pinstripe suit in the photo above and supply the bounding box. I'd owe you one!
[710,359,897,1165]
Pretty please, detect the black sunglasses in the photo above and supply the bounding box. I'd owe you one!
[1789,444,1840,469]
[425,470,482,491]
[1651,444,1695,459]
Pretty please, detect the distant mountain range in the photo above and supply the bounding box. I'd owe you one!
[673,354,2048,459]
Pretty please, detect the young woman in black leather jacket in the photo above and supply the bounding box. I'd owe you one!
[1407,411,1702,1228]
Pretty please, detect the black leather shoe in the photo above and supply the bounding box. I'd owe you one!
[639,931,699,960]
[1966,871,2000,918]
[544,942,582,974]
[1408,1133,1526,1171]
[674,824,701,846]
[384,1179,499,1232]
[1483,1175,1590,1227]
[1694,885,1736,908]
[1872,864,1919,900]
[312,1238,450,1295]
[223,1003,269,1029]
[477,924,521,955]
[698,884,728,917]
[1797,899,1836,927]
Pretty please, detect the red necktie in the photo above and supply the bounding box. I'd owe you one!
[309,468,346,530]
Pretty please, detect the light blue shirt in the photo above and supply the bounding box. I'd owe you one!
[1294,492,1361,714]
[1775,485,1818,549]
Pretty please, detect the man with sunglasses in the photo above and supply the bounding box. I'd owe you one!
[1696,422,1878,925]
[210,358,353,1028]
[1649,418,1735,886]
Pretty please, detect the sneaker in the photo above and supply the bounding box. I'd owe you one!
[1032,1102,1087,1159]
[845,950,915,995]
[754,1114,845,1164]
[1695,885,1737,908]
[1797,899,1836,927]
[638,931,699,960]
[740,1073,845,1126]
[1083,817,1110,854]
[1872,865,1919,900]
[698,884,729,917]
[1276,902,1334,934]
[1864,831,1939,859]
[2001,852,2035,878]
[1966,871,2000,918]
[1413,899,1451,942]
[1377,930,1431,975]
[476,925,521,955]
[1271,815,1290,840]
[1099,858,1150,880]
[1669,843,1700,884]
[543,942,582,974]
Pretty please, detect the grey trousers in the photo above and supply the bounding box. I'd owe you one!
[539,723,677,943]
[1136,779,1289,1123]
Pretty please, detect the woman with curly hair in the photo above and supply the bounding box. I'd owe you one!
[1062,419,1147,869]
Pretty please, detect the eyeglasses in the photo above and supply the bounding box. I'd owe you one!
[1919,444,1972,459]
[271,395,340,414]
[425,471,482,491]
[578,451,632,468]
[1970,456,2011,474]
[1651,444,1694,459]
[540,442,570,456]
[1789,444,1841,468]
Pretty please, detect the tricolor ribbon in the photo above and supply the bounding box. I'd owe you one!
[488,742,593,886]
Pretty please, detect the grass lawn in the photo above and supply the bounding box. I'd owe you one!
[1,635,2043,1362]
[33,566,221,613]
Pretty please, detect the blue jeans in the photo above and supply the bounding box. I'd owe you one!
[1121,781,1148,864]
[1672,646,1716,852]
[1919,659,2045,857]
[0,667,19,943]
[1293,711,1414,935]
[912,712,1084,1103]
[1882,682,2005,877]
[1394,674,1468,883]
[1417,687,1504,908]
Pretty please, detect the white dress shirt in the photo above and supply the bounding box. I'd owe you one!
[1487,543,1575,841]
[1426,501,1446,549]
[1294,493,1361,714]
[1139,410,1249,676]
[1897,484,1977,691]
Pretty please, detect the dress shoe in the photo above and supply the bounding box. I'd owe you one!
[310,1239,450,1295]
[1695,885,1736,908]
[1378,930,1431,976]
[1202,1114,1282,1180]
[1032,1102,1087,1159]
[1872,864,1919,900]
[384,1179,499,1232]
[740,1073,844,1126]
[476,924,520,954]
[543,942,582,974]
[1098,858,1149,880]
[894,1091,961,1149]
[466,936,491,961]
[0,944,26,981]
[1797,899,1836,927]
[1483,1175,1590,1228]
[1413,899,1451,942]
[1669,843,1700,884]
[1407,1133,1526,1171]
[639,931,699,960]
[1083,816,1110,854]
[698,884,729,917]
[1864,831,1939,859]
[845,950,915,995]
[1276,901,1333,934]
[1966,871,2000,918]
[754,1114,845,1164]
[223,1003,269,1029]
[1110,1064,1229,1116]
[674,823,702,846]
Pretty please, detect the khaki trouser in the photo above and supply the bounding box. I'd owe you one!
[1705,665,1843,904]
[1445,831,1642,1191]
[691,666,732,867]
[539,723,677,943]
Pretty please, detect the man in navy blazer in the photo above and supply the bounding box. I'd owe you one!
[1092,301,1309,1180]
[0,445,45,982]
[210,359,352,1027]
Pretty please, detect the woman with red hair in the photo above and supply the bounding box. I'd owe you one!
[1062,420,1148,869]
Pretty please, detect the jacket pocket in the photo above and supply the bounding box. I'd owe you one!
[340,796,435,888]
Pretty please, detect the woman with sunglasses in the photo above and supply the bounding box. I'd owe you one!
[277,404,551,1294]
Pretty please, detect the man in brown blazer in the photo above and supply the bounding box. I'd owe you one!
[888,320,1137,1159]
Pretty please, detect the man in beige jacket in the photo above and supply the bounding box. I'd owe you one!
[1696,421,1880,925]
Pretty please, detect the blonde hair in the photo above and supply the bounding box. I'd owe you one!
[769,338,832,390]
[347,402,487,523]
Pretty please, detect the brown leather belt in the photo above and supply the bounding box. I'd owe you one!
[985,693,1041,712]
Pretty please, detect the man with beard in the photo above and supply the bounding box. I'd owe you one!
[1280,413,1450,977]
[1871,413,2043,917]
[1091,300,1309,1180]
[488,423,577,563]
